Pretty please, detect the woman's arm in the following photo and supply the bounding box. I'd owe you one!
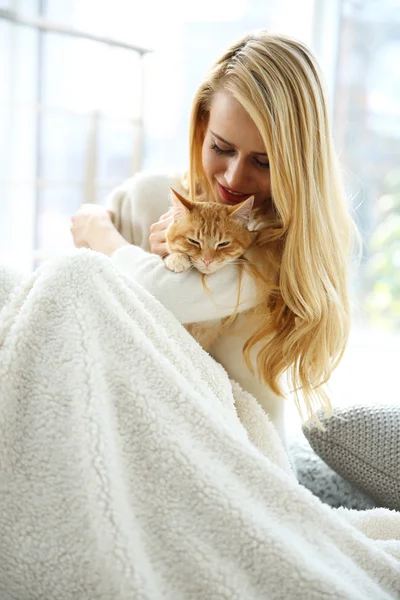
[106,171,179,250]
[70,173,259,324]
[110,244,258,324]
[71,205,258,324]
[70,203,129,255]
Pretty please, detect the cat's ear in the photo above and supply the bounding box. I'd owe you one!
[230,196,254,224]
[170,187,193,220]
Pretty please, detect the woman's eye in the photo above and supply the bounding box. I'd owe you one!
[212,141,268,170]
[188,238,201,246]
[217,241,230,248]
[254,157,270,170]
[211,142,233,156]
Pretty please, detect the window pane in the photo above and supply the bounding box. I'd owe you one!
[40,111,90,183]
[36,187,81,254]
[0,185,36,271]
[328,0,400,417]
[9,0,40,15]
[2,107,37,181]
[334,0,400,332]
[0,23,38,169]
[42,33,142,118]
[0,18,38,269]
[98,117,140,185]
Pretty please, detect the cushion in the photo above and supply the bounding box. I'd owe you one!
[302,404,400,511]
[288,434,376,510]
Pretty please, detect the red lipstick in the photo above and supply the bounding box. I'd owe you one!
[217,182,253,205]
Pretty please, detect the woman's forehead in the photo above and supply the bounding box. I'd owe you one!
[207,91,266,155]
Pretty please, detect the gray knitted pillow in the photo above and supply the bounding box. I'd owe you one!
[302,404,400,511]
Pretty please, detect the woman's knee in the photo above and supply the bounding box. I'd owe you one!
[37,250,116,294]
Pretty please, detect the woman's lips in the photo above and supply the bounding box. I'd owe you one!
[217,182,253,205]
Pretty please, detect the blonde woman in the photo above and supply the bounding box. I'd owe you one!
[71,31,356,443]
[4,32,400,600]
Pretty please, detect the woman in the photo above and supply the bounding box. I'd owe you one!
[71,31,356,442]
[2,31,399,600]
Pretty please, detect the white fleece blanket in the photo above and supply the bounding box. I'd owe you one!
[0,251,399,600]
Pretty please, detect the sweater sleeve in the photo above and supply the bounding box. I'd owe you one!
[111,244,258,324]
[106,171,183,249]
[107,171,259,324]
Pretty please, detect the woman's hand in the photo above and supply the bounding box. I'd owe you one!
[71,204,128,256]
[149,209,174,257]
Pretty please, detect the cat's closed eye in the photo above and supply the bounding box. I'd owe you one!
[188,238,201,247]
[217,241,230,248]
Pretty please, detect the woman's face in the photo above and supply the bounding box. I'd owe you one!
[202,91,271,208]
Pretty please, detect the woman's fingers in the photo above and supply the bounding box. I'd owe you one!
[149,238,169,257]
[70,204,113,249]
[149,225,170,256]
[70,213,90,248]
[149,210,174,256]
[159,209,174,221]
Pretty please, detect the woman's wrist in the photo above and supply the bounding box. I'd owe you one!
[88,218,129,256]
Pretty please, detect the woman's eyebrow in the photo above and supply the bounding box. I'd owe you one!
[210,130,268,156]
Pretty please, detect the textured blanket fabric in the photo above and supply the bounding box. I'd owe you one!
[0,251,399,600]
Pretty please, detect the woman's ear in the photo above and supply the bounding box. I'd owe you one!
[169,188,193,220]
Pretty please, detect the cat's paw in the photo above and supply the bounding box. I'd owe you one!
[164,252,191,273]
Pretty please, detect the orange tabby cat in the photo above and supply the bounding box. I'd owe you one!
[165,189,255,351]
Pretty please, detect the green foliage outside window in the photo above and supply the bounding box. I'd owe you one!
[364,170,400,330]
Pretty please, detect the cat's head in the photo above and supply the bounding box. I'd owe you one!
[166,188,254,274]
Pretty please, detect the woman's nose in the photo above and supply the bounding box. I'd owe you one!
[224,157,247,192]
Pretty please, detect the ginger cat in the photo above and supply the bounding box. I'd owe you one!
[165,189,255,351]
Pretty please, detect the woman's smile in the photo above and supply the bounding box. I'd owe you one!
[216,181,254,205]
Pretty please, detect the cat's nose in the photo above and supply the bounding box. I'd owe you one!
[202,258,213,267]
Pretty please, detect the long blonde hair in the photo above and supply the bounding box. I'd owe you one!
[187,31,358,423]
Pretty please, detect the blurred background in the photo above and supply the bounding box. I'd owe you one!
[1,0,399,428]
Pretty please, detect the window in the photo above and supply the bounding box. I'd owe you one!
[0,1,148,270]
[326,0,400,426]
[334,0,400,334]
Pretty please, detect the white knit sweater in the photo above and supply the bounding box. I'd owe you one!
[108,171,286,441]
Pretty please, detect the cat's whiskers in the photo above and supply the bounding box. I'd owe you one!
[226,258,249,265]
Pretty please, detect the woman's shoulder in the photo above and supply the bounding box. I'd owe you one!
[106,171,187,237]
[117,170,186,199]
